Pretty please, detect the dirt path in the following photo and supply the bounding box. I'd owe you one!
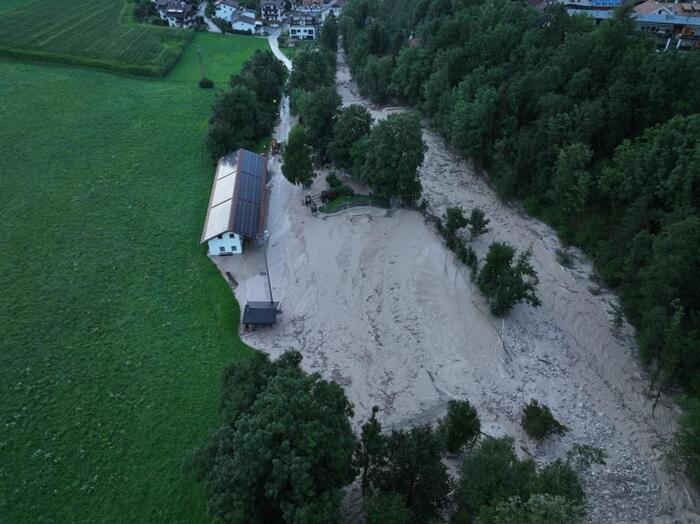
[213,40,699,522]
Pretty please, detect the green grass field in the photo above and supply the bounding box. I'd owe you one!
[0,0,191,75]
[0,32,267,523]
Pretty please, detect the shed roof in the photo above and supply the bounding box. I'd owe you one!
[201,149,268,243]
[242,304,279,325]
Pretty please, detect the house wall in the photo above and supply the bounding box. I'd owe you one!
[216,4,237,21]
[289,25,316,39]
[208,232,243,255]
[233,20,255,32]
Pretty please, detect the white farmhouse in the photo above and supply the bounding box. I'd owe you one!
[260,0,285,22]
[214,0,239,21]
[201,149,269,256]
[232,11,257,33]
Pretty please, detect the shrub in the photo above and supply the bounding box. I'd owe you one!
[326,172,342,189]
[468,208,490,239]
[521,400,568,440]
[477,242,540,316]
[438,399,481,453]
[199,78,214,89]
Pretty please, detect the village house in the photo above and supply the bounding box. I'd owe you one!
[214,0,239,22]
[289,12,319,39]
[155,0,196,27]
[260,0,286,22]
[201,149,269,256]
[232,10,259,33]
[571,4,700,50]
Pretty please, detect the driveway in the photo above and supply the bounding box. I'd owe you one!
[198,0,222,33]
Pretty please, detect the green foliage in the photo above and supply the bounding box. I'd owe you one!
[326,172,343,189]
[468,208,490,239]
[521,400,568,440]
[453,437,585,523]
[364,492,411,524]
[0,38,262,521]
[438,400,481,453]
[329,104,374,171]
[0,0,192,76]
[320,13,339,52]
[300,86,342,161]
[283,125,315,187]
[477,242,541,316]
[206,50,286,159]
[379,425,452,523]
[445,206,469,244]
[185,351,357,524]
[289,48,335,92]
[476,494,584,524]
[356,112,425,200]
[674,397,700,484]
[355,410,451,522]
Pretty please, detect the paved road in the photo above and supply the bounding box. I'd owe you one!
[267,28,292,71]
[198,0,222,33]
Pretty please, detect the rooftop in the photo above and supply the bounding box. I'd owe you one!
[201,149,269,243]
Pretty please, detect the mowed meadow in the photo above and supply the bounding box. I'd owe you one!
[0,19,269,523]
[0,0,190,75]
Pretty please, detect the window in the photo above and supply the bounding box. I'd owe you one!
[229,233,235,239]
[231,246,238,252]
[219,246,226,253]
[217,235,223,239]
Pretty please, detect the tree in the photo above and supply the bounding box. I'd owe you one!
[475,494,584,524]
[358,112,425,200]
[438,399,481,453]
[550,143,592,219]
[444,206,469,247]
[453,437,586,523]
[477,242,541,316]
[378,425,451,523]
[184,351,357,524]
[206,85,260,159]
[364,492,411,524]
[300,86,341,161]
[453,437,537,523]
[521,400,568,440]
[282,126,314,187]
[673,396,700,484]
[329,105,373,171]
[320,13,339,52]
[354,406,387,495]
[468,208,490,239]
[289,49,334,92]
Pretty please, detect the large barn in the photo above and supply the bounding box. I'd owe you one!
[200,149,269,256]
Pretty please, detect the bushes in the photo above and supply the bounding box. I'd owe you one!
[198,77,214,88]
[477,242,540,317]
[521,400,568,440]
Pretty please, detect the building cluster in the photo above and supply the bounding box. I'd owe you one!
[532,0,700,50]
[213,0,346,39]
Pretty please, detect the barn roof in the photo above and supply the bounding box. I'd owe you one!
[201,149,269,243]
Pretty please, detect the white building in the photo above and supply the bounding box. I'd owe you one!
[289,12,319,39]
[201,149,269,256]
[156,1,196,27]
[232,11,257,33]
[214,0,239,21]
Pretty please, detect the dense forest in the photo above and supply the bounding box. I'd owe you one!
[340,0,700,480]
